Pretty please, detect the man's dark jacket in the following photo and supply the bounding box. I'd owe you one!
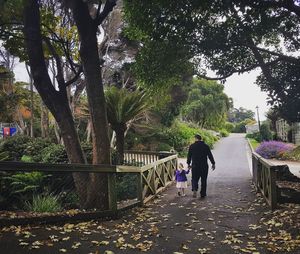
[187,141,215,168]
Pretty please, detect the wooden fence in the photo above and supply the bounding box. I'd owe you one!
[252,152,283,210]
[0,151,177,224]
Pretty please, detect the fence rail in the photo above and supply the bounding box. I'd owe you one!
[252,152,281,210]
[0,151,177,225]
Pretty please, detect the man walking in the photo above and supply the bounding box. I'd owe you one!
[187,134,215,198]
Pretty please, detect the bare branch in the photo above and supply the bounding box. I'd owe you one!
[65,66,83,86]
[43,36,65,90]
[94,0,117,26]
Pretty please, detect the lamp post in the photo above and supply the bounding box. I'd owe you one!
[256,106,261,134]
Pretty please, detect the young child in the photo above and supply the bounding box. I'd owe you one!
[175,163,189,196]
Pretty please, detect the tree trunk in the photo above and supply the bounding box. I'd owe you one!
[115,127,125,165]
[71,0,112,210]
[23,0,89,206]
[86,119,92,143]
[40,102,49,138]
[25,63,34,137]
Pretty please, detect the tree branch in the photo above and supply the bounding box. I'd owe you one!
[43,36,66,90]
[65,66,83,86]
[246,44,300,65]
[197,59,282,81]
[94,0,117,26]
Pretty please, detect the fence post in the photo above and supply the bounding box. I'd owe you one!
[270,166,278,210]
[108,172,117,215]
[136,172,144,206]
[150,166,156,195]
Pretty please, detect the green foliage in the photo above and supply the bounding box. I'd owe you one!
[246,132,262,142]
[260,123,273,141]
[247,123,273,142]
[116,174,138,201]
[232,119,256,133]
[124,0,300,123]
[228,107,255,123]
[219,129,229,137]
[224,122,235,133]
[105,87,150,127]
[0,135,32,161]
[23,138,52,162]
[181,79,230,129]
[0,151,9,161]
[4,171,48,195]
[25,194,62,213]
[248,138,260,150]
[41,144,68,164]
[163,120,218,155]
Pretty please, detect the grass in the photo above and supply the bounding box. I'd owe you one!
[25,194,62,213]
[249,138,260,150]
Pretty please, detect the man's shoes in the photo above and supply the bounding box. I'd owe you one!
[200,194,206,199]
[178,192,181,196]
[192,191,197,198]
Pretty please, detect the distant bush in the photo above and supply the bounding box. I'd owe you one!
[260,123,273,141]
[163,120,218,156]
[219,129,229,137]
[224,122,234,133]
[255,141,294,159]
[246,132,262,142]
[25,194,61,213]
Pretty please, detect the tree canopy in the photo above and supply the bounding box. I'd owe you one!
[181,79,230,129]
[124,0,300,122]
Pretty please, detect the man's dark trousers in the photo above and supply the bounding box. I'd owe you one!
[192,166,208,196]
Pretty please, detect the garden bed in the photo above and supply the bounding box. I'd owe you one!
[0,199,140,227]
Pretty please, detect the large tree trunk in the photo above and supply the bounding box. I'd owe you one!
[23,0,89,206]
[71,0,113,209]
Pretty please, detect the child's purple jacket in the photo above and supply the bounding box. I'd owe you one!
[175,169,189,182]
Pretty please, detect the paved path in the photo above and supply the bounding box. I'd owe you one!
[1,134,299,254]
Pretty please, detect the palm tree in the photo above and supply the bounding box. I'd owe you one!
[105,87,150,164]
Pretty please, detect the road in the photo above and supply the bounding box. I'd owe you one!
[0,134,299,254]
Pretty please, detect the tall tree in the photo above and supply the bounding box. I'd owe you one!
[181,79,230,128]
[0,0,118,209]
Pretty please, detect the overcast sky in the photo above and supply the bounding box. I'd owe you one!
[224,70,269,121]
[14,61,269,121]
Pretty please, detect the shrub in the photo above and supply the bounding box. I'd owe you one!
[219,129,229,137]
[5,171,48,194]
[163,120,218,154]
[41,144,68,163]
[224,122,234,133]
[246,132,262,142]
[255,141,294,159]
[0,151,9,161]
[25,194,61,213]
[260,123,273,141]
[116,174,138,201]
[232,122,246,133]
[23,138,52,162]
[0,135,32,161]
